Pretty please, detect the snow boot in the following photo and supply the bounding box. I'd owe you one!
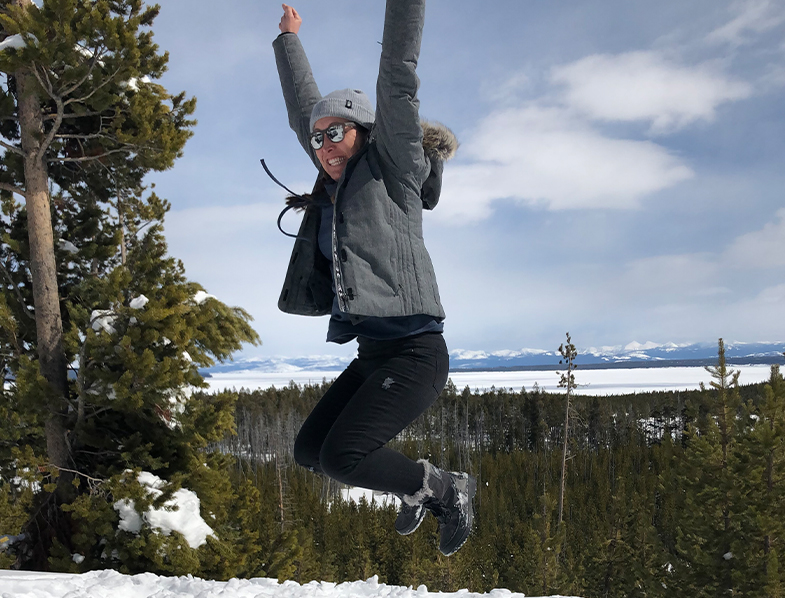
[400,459,476,555]
[394,496,427,536]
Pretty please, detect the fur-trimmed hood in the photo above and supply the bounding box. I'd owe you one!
[420,121,457,210]
[422,120,459,162]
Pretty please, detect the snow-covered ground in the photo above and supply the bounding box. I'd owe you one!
[206,365,774,396]
[0,569,579,598]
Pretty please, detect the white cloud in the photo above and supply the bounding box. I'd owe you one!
[619,253,726,298]
[481,72,533,105]
[551,51,752,133]
[437,105,693,221]
[707,0,785,47]
[725,208,785,268]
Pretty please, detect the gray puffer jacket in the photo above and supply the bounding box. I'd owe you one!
[273,0,456,321]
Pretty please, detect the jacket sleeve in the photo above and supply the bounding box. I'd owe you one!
[374,0,429,185]
[273,32,323,170]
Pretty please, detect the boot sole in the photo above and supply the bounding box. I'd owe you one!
[440,474,477,556]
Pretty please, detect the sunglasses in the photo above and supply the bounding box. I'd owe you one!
[310,122,356,150]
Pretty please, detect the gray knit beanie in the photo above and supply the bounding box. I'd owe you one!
[309,89,375,132]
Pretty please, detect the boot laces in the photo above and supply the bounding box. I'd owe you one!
[424,497,451,525]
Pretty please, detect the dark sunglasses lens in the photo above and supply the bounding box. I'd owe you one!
[325,125,345,144]
[310,132,324,150]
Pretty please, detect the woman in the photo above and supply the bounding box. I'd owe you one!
[273,1,474,556]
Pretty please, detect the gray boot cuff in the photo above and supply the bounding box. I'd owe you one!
[401,459,437,507]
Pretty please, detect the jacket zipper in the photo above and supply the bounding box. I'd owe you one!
[330,145,367,313]
[332,181,348,312]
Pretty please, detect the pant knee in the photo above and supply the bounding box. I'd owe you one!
[319,438,361,484]
[293,432,320,472]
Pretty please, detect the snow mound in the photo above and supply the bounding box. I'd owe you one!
[129,295,149,309]
[193,290,216,304]
[0,34,27,51]
[91,310,117,335]
[113,471,215,548]
[0,570,552,598]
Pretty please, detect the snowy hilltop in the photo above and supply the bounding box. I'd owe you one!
[0,570,580,598]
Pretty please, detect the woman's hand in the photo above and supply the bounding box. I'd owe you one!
[279,4,302,34]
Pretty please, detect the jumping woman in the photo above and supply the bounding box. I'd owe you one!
[272,0,475,556]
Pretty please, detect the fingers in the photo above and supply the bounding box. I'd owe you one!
[279,3,302,34]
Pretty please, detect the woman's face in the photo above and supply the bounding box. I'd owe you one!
[312,116,365,181]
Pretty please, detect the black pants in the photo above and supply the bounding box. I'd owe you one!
[293,332,449,496]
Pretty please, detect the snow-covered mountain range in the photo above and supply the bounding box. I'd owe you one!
[205,341,785,375]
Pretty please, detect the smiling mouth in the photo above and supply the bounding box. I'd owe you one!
[327,156,346,167]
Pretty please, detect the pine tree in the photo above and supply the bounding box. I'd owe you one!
[0,0,260,573]
[557,332,577,526]
[0,0,196,496]
[729,363,785,596]
[670,339,743,595]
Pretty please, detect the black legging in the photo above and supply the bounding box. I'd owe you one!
[293,332,449,496]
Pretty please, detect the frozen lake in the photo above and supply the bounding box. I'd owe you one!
[206,364,775,396]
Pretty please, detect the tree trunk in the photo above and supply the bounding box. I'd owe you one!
[15,53,70,476]
[558,389,569,525]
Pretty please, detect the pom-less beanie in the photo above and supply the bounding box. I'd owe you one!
[309,89,375,132]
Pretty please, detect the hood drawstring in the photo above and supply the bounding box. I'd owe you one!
[261,159,312,242]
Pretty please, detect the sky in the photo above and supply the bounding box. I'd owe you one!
[144,0,785,362]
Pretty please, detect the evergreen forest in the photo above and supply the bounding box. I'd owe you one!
[203,348,785,598]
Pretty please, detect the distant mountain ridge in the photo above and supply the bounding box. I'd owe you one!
[205,341,785,375]
[449,341,785,371]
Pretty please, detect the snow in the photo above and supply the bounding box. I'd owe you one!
[113,472,215,549]
[450,348,549,360]
[624,340,661,351]
[11,467,42,493]
[205,365,774,396]
[91,310,117,335]
[129,295,149,309]
[340,487,399,508]
[0,570,565,598]
[122,75,152,91]
[58,239,79,254]
[0,34,27,51]
[193,290,216,305]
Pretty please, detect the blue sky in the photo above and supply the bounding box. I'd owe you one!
[148,0,785,361]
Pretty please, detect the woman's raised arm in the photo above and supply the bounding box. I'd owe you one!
[375,0,429,183]
[273,4,322,168]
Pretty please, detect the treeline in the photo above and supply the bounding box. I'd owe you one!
[214,349,785,598]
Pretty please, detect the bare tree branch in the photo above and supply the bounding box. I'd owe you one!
[45,110,110,121]
[46,464,105,494]
[29,64,66,162]
[64,65,124,107]
[37,95,65,163]
[60,46,103,98]
[0,181,26,198]
[0,139,25,157]
[54,132,114,141]
[31,62,56,101]
[0,261,36,321]
[49,148,131,163]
